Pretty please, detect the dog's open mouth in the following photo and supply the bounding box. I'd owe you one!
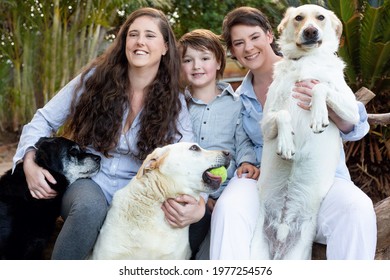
[79,164,100,177]
[202,165,228,190]
[80,165,100,176]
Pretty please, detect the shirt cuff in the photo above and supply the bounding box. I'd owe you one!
[340,102,369,142]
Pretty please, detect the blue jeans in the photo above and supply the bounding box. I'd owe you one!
[51,179,108,260]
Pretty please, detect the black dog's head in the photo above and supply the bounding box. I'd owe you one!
[34,137,101,190]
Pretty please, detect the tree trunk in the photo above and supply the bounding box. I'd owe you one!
[368,113,390,126]
[375,197,390,254]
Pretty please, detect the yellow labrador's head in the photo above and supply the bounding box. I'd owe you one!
[277,4,342,58]
[136,142,231,195]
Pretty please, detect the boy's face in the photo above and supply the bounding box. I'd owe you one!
[181,46,221,89]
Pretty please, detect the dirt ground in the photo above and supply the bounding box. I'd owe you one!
[0,131,19,175]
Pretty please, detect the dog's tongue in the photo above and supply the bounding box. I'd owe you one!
[206,171,222,184]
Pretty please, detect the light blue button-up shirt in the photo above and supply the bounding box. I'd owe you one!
[185,82,256,196]
[238,71,369,180]
[13,73,195,204]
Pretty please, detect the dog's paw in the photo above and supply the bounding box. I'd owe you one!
[310,84,330,133]
[277,130,295,160]
[310,103,329,133]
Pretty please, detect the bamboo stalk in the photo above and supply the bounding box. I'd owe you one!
[49,0,60,102]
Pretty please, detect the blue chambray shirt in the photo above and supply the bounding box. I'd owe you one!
[185,81,256,197]
[13,73,195,204]
[238,71,369,180]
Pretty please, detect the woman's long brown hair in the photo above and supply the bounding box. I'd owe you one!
[63,8,182,160]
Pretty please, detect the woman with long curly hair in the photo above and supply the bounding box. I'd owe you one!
[13,7,195,259]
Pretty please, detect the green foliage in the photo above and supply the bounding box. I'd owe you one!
[163,0,283,38]
[0,0,168,130]
[325,0,390,200]
[328,0,390,95]
[0,0,388,135]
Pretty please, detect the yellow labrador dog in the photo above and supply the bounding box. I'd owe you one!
[90,142,231,259]
[251,5,360,259]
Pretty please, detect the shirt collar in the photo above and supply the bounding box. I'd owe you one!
[185,81,239,102]
[237,71,257,100]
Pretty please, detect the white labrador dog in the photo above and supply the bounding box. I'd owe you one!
[90,142,231,259]
[251,4,360,259]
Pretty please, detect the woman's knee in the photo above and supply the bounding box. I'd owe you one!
[213,177,259,218]
[326,178,376,222]
[61,179,108,222]
[348,190,376,223]
[341,183,375,216]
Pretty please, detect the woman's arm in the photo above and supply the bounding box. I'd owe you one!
[176,94,195,143]
[235,106,260,179]
[13,74,82,199]
[328,107,354,134]
[13,74,82,170]
[293,80,368,139]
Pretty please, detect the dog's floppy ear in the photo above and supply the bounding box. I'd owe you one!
[34,136,53,150]
[277,7,295,34]
[328,10,343,39]
[34,137,55,169]
[136,147,168,179]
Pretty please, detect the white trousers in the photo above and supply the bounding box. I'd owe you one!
[209,175,377,260]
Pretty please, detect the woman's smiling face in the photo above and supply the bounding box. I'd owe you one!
[230,24,274,71]
[125,16,168,70]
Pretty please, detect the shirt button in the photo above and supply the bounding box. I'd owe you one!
[201,137,204,140]
[203,121,206,124]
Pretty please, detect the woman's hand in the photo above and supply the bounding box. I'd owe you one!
[293,79,318,110]
[23,150,58,199]
[293,79,354,133]
[161,195,205,228]
[237,162,260,180]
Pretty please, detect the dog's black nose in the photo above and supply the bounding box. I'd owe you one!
[303,26,318,40]
[222,150,230,157]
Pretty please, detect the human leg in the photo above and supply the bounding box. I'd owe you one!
[189,204,211,259]
[195,229,211,260]
[210,176,259,259]
[51,179,108,260]
[315,177,377,259]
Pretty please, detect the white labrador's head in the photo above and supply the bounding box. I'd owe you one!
[136,142,231,196]
[277,4,342,58]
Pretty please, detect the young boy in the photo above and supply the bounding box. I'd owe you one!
[178,29,259,258]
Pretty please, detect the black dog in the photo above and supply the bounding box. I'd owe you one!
[0,137,101,259]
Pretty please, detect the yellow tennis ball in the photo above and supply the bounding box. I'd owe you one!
[209,166,227,183]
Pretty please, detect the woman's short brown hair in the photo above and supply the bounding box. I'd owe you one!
[221,6,280,57]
